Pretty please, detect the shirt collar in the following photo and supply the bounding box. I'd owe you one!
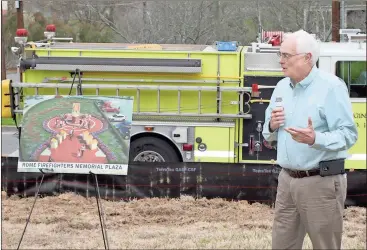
[289,65,319,89]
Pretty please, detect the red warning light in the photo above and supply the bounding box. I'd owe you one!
[252,83,259,92]
[16,28,28,37]
[46,24,56,32]
[182,144,193,151]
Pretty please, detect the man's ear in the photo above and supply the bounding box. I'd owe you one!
[304,53,312,64]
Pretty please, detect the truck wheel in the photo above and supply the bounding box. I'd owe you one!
[129,137,180,163]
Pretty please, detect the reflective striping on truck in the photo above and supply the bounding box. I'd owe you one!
[347,154,366,161]
[194,150,235,158]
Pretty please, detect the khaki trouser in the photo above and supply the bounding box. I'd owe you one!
[272,168,347,250]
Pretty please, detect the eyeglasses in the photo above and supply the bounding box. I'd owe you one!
[277,51,306,60]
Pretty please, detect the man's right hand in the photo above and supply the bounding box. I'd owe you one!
[270,107,285,132]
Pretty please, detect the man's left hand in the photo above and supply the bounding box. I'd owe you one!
[284,117,316,145]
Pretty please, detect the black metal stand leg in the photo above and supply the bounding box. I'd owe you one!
[91,171,109,250]
[17,170,45,250]
[17,126,21,139]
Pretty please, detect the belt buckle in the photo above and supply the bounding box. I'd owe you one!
[305,170,310,177]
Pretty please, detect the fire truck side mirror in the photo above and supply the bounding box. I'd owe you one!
[1,79,15,119]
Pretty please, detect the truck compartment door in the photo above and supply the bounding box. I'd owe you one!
[194,126,235,163]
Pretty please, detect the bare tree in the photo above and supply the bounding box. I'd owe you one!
[18,0,366,45]
[347,9,366,31]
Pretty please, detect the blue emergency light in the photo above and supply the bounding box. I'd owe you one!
[216,41,238,51]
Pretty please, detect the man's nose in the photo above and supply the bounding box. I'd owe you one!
[279,56,286,64]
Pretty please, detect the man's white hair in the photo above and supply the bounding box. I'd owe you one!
[284,29,320,66]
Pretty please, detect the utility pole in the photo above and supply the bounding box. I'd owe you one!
[15,0,24,82]
[15,0,24,29]
[1,0,7,80]
[332,0,340,42]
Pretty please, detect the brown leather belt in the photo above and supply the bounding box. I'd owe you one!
[284,159,345,178]
[283,167,320,178]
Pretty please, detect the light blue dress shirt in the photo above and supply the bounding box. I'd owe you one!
[262,65,358,171]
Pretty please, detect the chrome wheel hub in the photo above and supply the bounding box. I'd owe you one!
[133,151,165,162]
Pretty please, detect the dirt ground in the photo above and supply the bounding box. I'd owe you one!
[1,191,366,249]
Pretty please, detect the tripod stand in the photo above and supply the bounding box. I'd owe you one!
[16,169,110,250]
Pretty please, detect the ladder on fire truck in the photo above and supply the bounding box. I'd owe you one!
[10,80,254,120]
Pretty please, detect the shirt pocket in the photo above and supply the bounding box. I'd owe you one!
[306,103,326,130]
[292,102,325,130]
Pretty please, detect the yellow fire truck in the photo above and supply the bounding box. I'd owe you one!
[2,26,366,172]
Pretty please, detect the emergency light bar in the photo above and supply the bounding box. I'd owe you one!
[20,57,202,73]
[216,41,238,51]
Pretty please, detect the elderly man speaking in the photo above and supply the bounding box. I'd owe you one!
[262,30,358,249]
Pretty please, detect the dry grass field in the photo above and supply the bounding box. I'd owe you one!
[1,191,366,249]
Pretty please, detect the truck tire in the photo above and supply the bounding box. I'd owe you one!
[129,137,180,163]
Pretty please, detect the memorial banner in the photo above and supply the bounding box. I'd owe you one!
[18,95,133,175]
